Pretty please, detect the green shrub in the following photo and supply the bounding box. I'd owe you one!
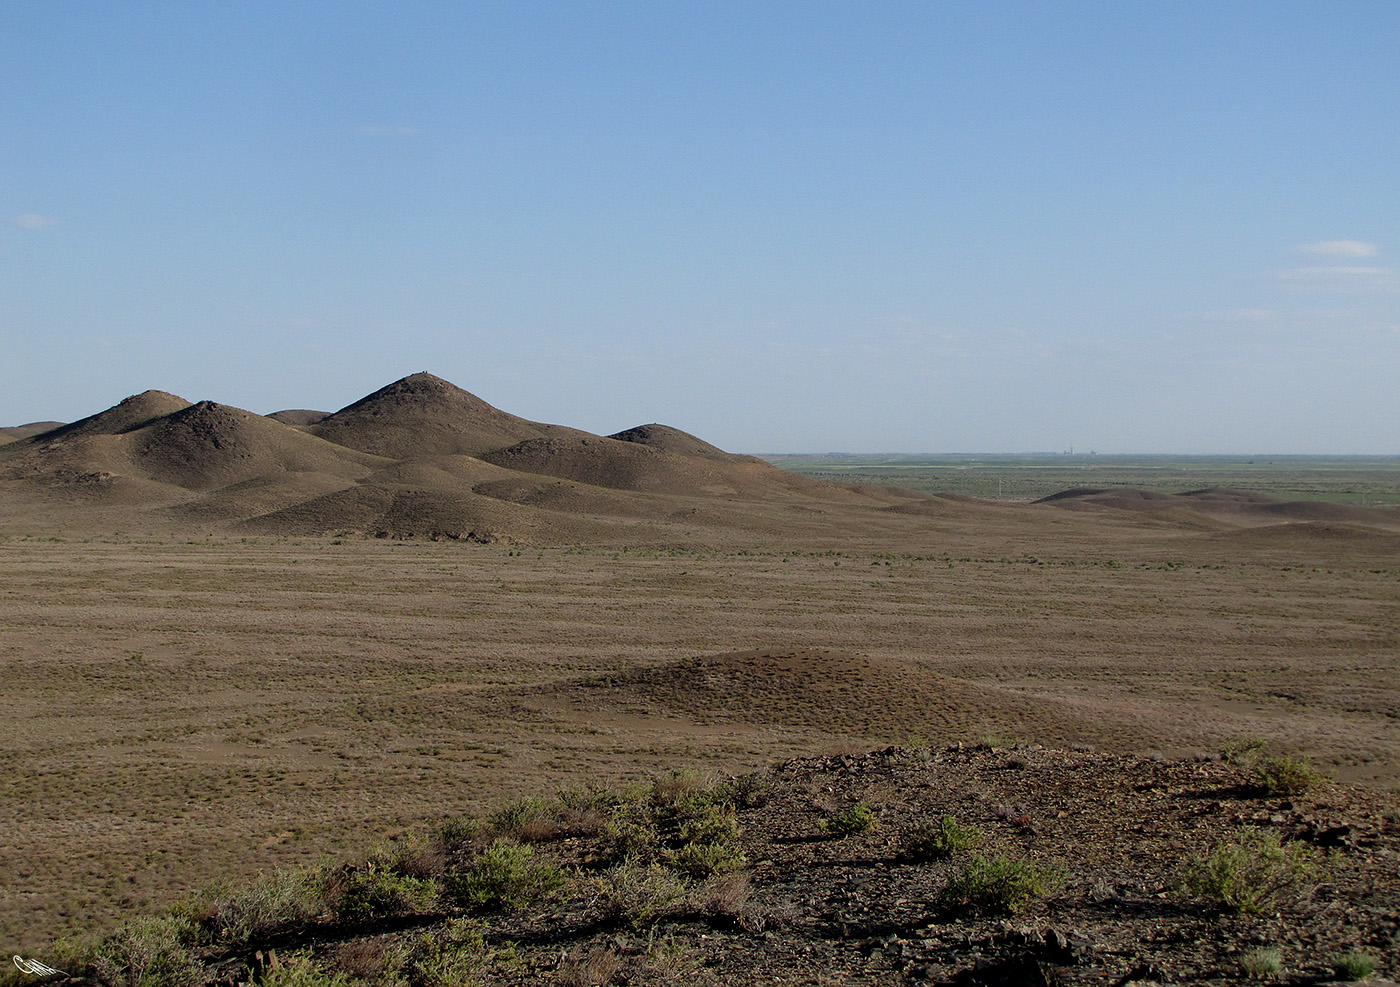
[594,861,688,929]
[361,833,445,880]
[666,839,745,878]
[438,816,484,854]
[396,919,495,987]
[89,915,203,987]
[1181,828,1321,915]
[206,868,329,944]
[717,770,773,809]
[903,815,983,861]
[444,839,565,912]
[605,815,663,862]
[488,796,551,836]
[604,771,741,868]
[942,852,1064,916]
[1330,950,1377,982]
[677,804,739,847]
[1253,755,1327,797]
[259,953,350,987]
[336,864,441,922]
[976,734,1022,752]
[1220,736,1270,766]
[1239,946,1283,980]
[817,801,876,838]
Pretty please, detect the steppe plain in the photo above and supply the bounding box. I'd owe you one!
[1,374,1398,978]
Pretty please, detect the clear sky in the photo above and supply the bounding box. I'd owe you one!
[3,1,1397,453]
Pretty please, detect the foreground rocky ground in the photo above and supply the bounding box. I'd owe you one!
[16,745,1398,987]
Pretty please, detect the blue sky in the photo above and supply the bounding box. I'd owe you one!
[4,1,1397,453]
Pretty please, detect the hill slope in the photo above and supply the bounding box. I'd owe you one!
[0,373,971,541]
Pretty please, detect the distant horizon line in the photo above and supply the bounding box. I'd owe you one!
[756,451,1400,459]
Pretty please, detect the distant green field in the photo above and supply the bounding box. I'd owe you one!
[763,453,1400,505]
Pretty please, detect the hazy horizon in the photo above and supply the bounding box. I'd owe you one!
[5,2,1398,454]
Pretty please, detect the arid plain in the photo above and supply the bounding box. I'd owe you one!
[1,374,1397,952]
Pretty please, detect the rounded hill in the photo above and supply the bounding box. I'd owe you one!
[309,372,544,459]
[608,423,750,462]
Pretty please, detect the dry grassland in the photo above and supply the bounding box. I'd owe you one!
[2,513,1397,951]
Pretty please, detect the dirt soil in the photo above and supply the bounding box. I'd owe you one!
[431,745,1399,985]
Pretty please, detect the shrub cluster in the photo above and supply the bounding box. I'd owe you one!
[941,852,1066,917]
[903,815,984,861]
[816,800,877,838]
[1181,827,1322,915]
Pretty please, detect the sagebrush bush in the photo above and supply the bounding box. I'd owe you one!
[666,839,745,878]
[603,771,743,872]
[1220,736,1270,766]
[89,915,203,987]
[1253,755,1327,797]
[903,815,983,861]
[445,840,566,912]
[205,868,329,944]
[336,864,440,922]
[817,801,876,838]
[488,796,551,836]
[717,770,774,809]
[1181,827,1321,915]
[438,815,484,854]
[395,918,496,987]
[942,852,1064,916]
[593,861,688,929]
[258,953,350,987]
[363,832,446,880]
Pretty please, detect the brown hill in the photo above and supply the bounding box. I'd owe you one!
[0,421,65,445]
[0,397,388,526]
[266,409,329,426]
[1206,520,1400,552]
[481,431,853,502]
[126,401,385,492]
[1037,486,1398,527]
[608,423,751,462]
[309,372,545,458]
[0,372,969,540]
[34,389,191,440]
[549,648,1101,742]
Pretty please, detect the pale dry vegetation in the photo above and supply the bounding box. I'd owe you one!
[1,521,1396,951]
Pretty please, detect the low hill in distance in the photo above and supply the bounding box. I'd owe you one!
[0,373,914,543]
[1035,486,1400,527]
[0,420,65,445]
[5,372,1396,545]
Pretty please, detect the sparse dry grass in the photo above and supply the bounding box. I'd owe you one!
[1,521,1398,948]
